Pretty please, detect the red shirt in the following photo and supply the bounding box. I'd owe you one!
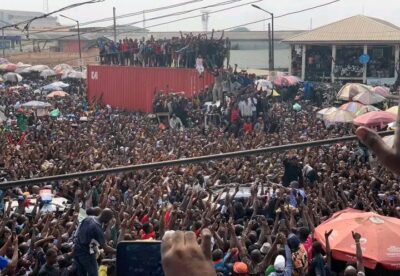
[140,230,156,240]
[122,42,129,52]
[155,45,161,55]
[230,108,240,123]
[243,122,253,134]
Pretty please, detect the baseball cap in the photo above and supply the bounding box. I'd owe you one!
[233,262,248,274]
[274,255,285,271]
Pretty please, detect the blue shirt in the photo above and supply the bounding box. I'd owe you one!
[0,256,9,270]
[74,216,106,257]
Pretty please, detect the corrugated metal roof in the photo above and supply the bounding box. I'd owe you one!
[284,15,400,44]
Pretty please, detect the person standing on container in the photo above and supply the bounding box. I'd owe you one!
[196,55,204,77]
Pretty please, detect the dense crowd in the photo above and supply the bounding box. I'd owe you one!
[0,69,399,276]
[98,31,229,70]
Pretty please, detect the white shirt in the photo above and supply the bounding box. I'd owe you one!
[169,116,183,130]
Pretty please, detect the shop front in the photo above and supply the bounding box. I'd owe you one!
[284,15,400,84]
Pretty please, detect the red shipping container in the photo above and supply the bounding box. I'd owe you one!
[87,65,214,113]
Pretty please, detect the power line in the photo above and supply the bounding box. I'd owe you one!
[23,0,242,39]
[223,0,340,30]
[0,130,394,188]
[5,0,259,59]
[0,0,104,31]
[6,0,338,61]
[28,0,205,36]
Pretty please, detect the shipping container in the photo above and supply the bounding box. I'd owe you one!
[87,65,214,113]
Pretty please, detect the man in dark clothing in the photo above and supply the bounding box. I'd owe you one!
[38,248,59,276]
[74,208,116,276]
[282,156,304,187]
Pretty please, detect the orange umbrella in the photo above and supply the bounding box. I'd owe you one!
[315,208,400,270]
[46,91,69,98]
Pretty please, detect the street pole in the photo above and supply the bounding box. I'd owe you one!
[77,20,82,72]
[271,13,274,71]
[2,28,5,58]
[113,7,117,42]
[268,23,272,71]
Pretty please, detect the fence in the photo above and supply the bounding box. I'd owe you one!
[0,130,394,189]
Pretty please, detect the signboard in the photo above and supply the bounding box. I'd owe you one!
[0,40,11,50]
[359,54,370,65]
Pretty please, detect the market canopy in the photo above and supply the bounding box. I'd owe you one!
[40,69,56,79]
[273,75,300,87]
[42,82,69,91]
[355,105,381,117]
[324,109,355,123]
[373,86,390,97]
[47,91,69,98]
[337,83,373,101]
[61,70,86,80]
[20,101,52,109]
[353,111,396,127]
[339,102,365,114]
[3,72,23,83]
[29,65,50,72]
[314,208,400,270]
[53,63,73,75]
[316,107,338,119]
[0,63,16,72]
[386,106,398,115]
[353,90,386,105]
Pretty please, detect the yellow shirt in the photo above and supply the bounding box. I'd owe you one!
[98,265,107,276]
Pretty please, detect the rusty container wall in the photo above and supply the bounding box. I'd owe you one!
[87,65,214,113]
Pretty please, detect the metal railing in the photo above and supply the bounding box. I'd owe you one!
[0,130,394,189]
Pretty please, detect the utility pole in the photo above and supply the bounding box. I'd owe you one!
[268,23,272,71]
[271,12,274,71]
[143,11,146,29]
[113,7,117,42]
[2,28,5,58]
[252,4,275,71]
[60,15,82,71]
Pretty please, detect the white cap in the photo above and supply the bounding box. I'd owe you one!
[260,242,271,254]
[274,255,285,271]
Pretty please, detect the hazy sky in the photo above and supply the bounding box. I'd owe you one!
[2,0,400,32]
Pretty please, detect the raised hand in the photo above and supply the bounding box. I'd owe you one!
[325,229,333,238]
[161,229,215,276]
[352,231,361,242]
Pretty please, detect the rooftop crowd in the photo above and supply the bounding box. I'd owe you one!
[0,67,399,276]
[98,30,229,70]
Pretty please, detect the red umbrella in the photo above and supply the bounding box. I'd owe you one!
[353,111,396,128]
[0,63,17,72]
[315,208,400,270]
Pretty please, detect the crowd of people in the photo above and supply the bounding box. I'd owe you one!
[98,30,229,70]
[0,65,399,276]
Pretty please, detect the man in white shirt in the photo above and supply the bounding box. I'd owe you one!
[169,114,184,130]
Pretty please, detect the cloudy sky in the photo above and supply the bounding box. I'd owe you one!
[2,0,400,32]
